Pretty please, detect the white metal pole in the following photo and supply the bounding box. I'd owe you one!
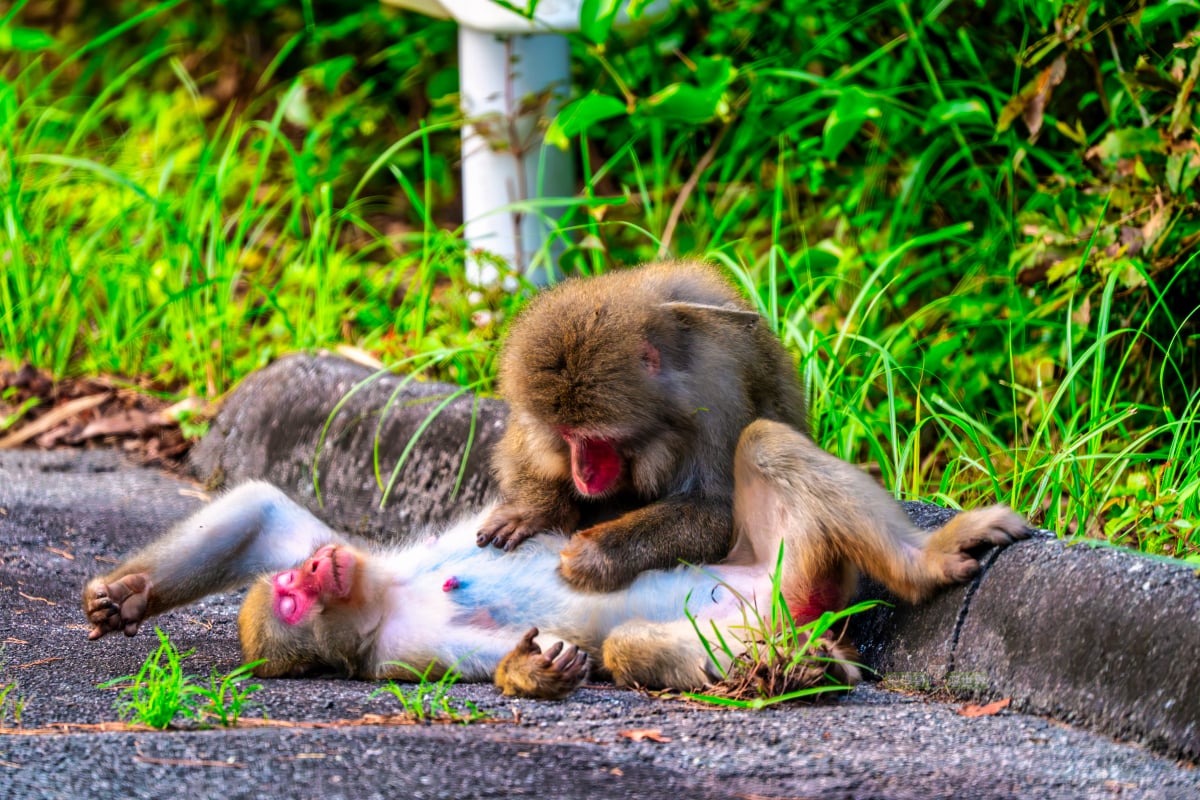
[458,26,573,287]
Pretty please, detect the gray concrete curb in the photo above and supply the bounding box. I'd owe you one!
[189,353,507,541]
[191,354,1200,761]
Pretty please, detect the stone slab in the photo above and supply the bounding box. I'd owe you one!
[189,353,507,541]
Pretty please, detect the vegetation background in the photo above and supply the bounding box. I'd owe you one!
[1,0,1197,559]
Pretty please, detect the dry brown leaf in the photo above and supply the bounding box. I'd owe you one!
[957,697,1012,718]
[618,728,672,743]
[73,408,167,441]
[335,344,384,370]
[1024,55,1068,139]
[998,54,1067,139]
[0,394,108,448]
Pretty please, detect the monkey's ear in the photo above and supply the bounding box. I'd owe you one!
[659,301,761,331]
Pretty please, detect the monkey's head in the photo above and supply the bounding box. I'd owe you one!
[500,278,762,499]
[238,544,374,678]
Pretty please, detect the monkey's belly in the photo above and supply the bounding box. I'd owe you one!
[433,535,769,643]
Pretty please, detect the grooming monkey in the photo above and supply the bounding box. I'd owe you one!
[84,420,1029,698]
[477,261,809,592]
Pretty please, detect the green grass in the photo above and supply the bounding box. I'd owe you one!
[99,627,264,729]
[685,543,878,708]
[2,0,1198,558]
[0,681,29,728]
[370,660,491,724]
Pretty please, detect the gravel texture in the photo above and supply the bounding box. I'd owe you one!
[1,449,1198,800]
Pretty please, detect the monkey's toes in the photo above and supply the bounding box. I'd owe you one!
[964,507,1031,548]
[83,574,152,639]
[514,627,542,655]
[495,631,590,699]
[942,552,982,584]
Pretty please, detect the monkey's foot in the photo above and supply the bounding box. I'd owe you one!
[477,504,551,551]
[494,627,589,700]
[83,573,153,639]
[933,505,1031,584]
[558,533,630,593]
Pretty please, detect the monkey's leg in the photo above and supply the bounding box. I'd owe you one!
[601,618,719,691]
[84,481,342,639]
[603,618,866,693]
[734,420,1029,607]
[493,627,591,699]
[558,498,733,592]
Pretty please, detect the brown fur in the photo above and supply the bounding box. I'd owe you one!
[479,261,808,591]
[84,427,1029,699]
[597,420,1028,691]
[494,628,591,699]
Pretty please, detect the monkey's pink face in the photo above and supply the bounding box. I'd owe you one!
[559,429,623,496]
[271,545,357,626]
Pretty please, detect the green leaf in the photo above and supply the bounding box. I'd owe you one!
[1087,128,1165,163]
[0,26,56,52]
[310,55,356,95]
[695,56,736,93]
[640,82,728,125]
[927,99,992,129]
[822,87,880,162]
[1166,150,1200,194]
[579,0,622,45]
[546,93,628,149]
[427,67,460,102]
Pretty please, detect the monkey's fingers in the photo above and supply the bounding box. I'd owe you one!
[476,516,521,548]
[538,640,565,666]
[550,643,584,672]
[514,627,542,655]
[553,648,589,685]
[477,506,544,551]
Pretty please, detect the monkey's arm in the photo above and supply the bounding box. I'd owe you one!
[558,497,732,592]
[84,481,343,639]
[478,421,582,549]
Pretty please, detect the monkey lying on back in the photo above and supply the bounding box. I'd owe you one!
[84,420,1029,698]
[477,261,809,592]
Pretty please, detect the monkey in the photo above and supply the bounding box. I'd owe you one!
[83,419,1030,699]
[476,261,809,592]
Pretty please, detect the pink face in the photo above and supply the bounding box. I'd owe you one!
[271,545,357,626]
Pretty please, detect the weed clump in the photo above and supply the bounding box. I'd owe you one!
[100,627,263,729]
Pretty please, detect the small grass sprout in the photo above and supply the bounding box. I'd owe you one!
[189,661,266,727]
[0,681,29,728]
[686,543,880,709]
[371,659,491,725]
[99,627,264,729]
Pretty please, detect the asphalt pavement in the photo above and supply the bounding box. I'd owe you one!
[1,447,1198,800]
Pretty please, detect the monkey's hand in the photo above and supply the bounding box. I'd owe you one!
[477,504,559,551]
[558,530,630,593]
[83,573,153,640]
[928,505,1031,584]
[494,627,590,700]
